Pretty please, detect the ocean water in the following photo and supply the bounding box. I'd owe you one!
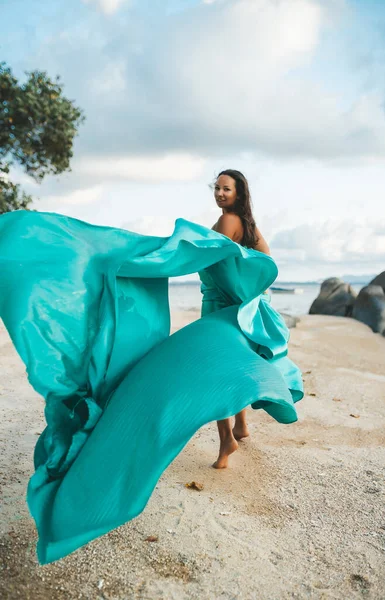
[169,282,363,317]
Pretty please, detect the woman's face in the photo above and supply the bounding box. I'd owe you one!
[214,175,237,211]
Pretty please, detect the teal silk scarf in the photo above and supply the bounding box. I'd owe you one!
[0,211,303,564]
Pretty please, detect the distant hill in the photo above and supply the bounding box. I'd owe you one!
[170,274,380,286]
[279,275,378,286]
[341,274,377,285]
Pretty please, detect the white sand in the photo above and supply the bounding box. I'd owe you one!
[1,313,385,599]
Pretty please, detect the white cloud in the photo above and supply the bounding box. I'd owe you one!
[82,0,130,16]
[123,207,219,238]
[43,185,104,205]
[76,154,206,182]
[122,216,175,237]
[271,218,385,267]
[161,0,384,160]
[90,60,127,95]
[30,0,385,169]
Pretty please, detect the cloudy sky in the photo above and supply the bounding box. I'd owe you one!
[2,0,385,280]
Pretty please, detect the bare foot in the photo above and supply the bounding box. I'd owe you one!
[212,438,238,469]
[232,424,250,441]
[233,409,250,441]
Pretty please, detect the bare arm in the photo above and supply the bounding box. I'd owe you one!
[255,226,270,255]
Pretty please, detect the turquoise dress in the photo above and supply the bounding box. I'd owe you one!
[0,211,303,564]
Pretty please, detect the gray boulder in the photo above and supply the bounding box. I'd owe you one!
[280,312,299,329]
[352,284,385,336]
[369,271,385,291]
[309,277,357,317]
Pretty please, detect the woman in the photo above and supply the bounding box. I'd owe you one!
[202,169,271,469]
[0,189,302,564]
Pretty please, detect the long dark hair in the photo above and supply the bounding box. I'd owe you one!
[217,169,258,249]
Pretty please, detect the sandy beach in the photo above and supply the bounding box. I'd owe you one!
[1,312,385,599]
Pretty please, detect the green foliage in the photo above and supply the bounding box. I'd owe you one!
[0,61,85,213]
[0,162,33,213]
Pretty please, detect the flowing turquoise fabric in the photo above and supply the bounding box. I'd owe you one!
[0,211,303,564]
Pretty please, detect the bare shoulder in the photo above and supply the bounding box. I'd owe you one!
[212,213,243,242]
[218,213,242,225]
[213,213,242,230]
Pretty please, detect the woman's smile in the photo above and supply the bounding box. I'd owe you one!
[214,174,238,209]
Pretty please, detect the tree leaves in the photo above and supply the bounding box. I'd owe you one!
[0,61,85,213]
[0,162,33,212]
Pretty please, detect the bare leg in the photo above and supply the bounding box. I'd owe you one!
[213,418,238,469]
[232,409,250,441]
